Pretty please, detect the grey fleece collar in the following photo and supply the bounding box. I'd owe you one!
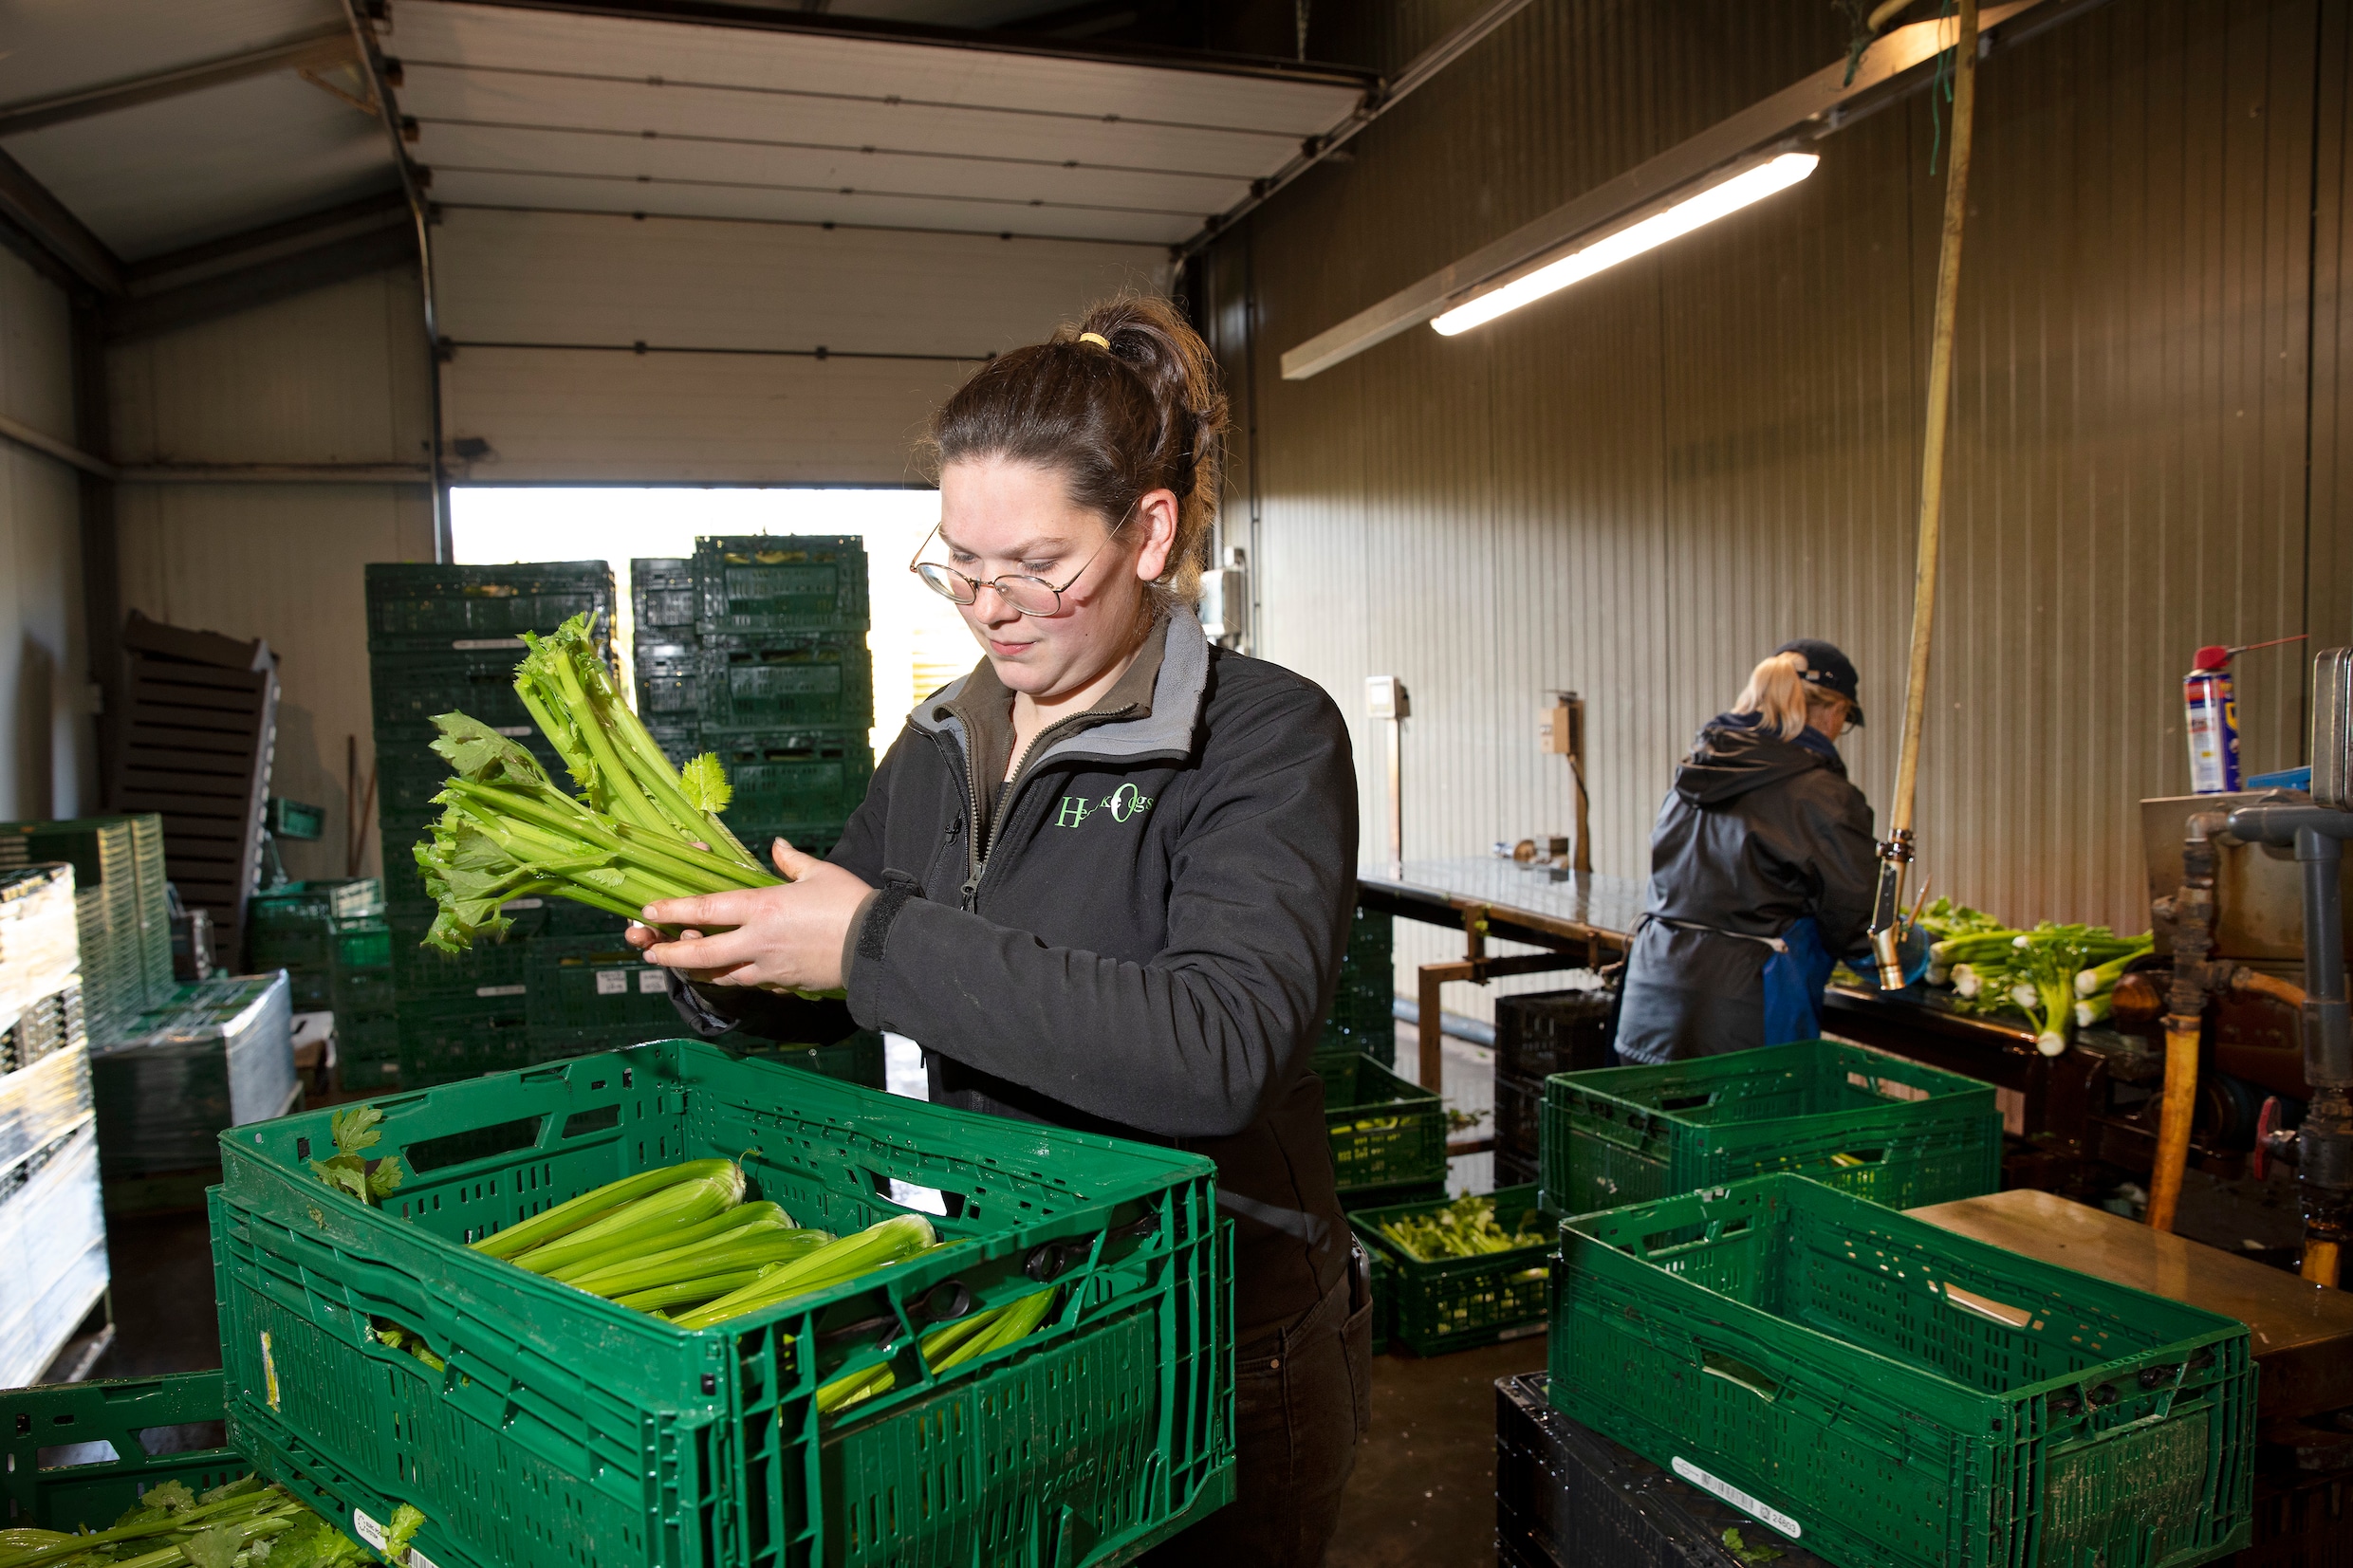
[910,606,1209,770]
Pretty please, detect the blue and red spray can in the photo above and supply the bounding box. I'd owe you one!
[2184,644,2240,795]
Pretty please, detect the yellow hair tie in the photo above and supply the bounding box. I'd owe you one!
[1077,331,1110,349]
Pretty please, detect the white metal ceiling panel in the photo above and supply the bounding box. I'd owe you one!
[393,63,1302,178]
[0,0,344,106]
[429,167,1194,244]
[5,75,398,260]
[386,3,1361,132]
[435,205,1164,356]
[414,120,1236,226]
[383,0,1360,238]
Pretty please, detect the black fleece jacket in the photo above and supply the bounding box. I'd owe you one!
[667,609,1359,1340]
[1614,717,1876,1063]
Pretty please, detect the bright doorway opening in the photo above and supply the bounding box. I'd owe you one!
[448,487,976,754]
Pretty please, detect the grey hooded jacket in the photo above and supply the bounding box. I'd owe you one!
[667,608,1360,1340]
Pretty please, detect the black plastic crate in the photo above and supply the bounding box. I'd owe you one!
[364,561,615,653]
[693,535,868,634]
[1494,1149,1539,1190]
[715,730,875,830]
[631,558,696,633]
[1497,1374,1832,1568]
[698,632,874,734]
[1496,987,1616,1081]
[634,638,699,722]
[1493,1069,1543,1164]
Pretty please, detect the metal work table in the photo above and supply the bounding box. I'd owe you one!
[1356,860,1645,1094]
[1911,1188,2353,1420]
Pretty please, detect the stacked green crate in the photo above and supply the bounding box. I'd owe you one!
[366,562,619,1088]
[630,539,875,863]
[0,817,173,1043]
[524,933,676,1061]
[243,878,382,1011]
[1316,904,1395,1068]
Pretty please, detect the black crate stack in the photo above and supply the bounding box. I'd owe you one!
[629,537,875,863]
[365,562,620,1088]
[1315,905,1396,1069]
[1492,987,1616,1189]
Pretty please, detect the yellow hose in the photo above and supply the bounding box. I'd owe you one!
[2145,1018,2201,1233]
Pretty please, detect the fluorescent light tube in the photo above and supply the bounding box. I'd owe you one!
[1431,152,1821,337]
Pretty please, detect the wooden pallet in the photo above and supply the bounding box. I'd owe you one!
[113,612,278,968]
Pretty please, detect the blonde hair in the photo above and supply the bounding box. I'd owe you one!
[1733,651,1849,740]
[924,293,1229,612]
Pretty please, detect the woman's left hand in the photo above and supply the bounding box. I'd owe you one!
[634,839,872,991]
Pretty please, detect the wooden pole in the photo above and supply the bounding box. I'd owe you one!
[1873,0,1978,983]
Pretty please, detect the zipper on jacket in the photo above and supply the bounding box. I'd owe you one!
[953,701,1138,913]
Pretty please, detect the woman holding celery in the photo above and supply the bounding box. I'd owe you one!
[625,297,1371,1568]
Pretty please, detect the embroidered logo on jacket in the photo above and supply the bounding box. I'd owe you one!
[1056,782,1155,828]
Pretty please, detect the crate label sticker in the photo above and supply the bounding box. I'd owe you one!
[352,1510,385,1551]
[477,984,527,998]
[492,726,533,738]
[638,968,666,994]
[501,898,545,912]
[410,1551,442,1568]
[452,638,527,650]
[596,969,628,996]
[1671,1459,1801,1539]
[260,1331,280,1410]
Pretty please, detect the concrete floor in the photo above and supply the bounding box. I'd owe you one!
[1327,1340,1534,1567]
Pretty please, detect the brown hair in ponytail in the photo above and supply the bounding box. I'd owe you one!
[924,294,1229,611]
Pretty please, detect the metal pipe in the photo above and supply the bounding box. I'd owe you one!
[2148,810,2225,1234]
[1870,0,1978,988]
[2226,802,2353,1288]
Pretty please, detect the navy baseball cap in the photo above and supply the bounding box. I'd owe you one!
[1775,639,1863,726]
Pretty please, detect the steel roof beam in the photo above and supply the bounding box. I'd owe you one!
[0,148,122,295]
[0,29,359,138]
[106,221,419,342]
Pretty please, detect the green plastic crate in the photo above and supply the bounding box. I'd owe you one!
[715,731,875,831]
[1324,1054,1447,1195]
[364,561,615,652]
[725,1029,888,1090]
[1540,1039,2001,1218]
[2,1372,253,1531]
[699,633,875,735]
[394,995,530,1085]
[693,536,869,635]
[525,933,678,1034]
[247,879,383,932]
[388,919,530,1003]
[635,639,698,720]
[1351,1184,1550,1356]
[1549,1174,2256,1568]
[210,1038,1233,1568]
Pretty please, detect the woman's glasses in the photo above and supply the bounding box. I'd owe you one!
[909,503,1136,618]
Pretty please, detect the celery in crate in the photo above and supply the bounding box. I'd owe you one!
[412,614,822,968]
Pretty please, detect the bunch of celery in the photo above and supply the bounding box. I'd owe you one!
[814,1285,1061,1418]
[411,613,783,953]
[1918,898,2011,986]
[1379,1193,1547,1262]
[0,1476,410,1568]
[1949,922,2153,1056]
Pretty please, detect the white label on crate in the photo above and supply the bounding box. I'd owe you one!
[411,1549,442,1568]
[1671,1459,1802,1540]
[260,1331,280,1410]
[638,968,666,994]
[501,898,545,912]
[353,1510,386,1551]
[477,984,527,998]
[493,726,533,738]
[596,969,628,996]
[452,638,527,650]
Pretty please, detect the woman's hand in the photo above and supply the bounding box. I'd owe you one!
[624,839,872,991]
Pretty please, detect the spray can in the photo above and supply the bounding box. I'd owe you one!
[2183,644,2240,794]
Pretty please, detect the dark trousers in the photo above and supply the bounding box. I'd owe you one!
[1144,1245,1374,1567]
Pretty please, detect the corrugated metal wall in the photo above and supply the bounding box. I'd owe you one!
[0,246,96,821]
[435,208,1170,483]
[109,267,438,879]
[1207,0,2353,1011]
